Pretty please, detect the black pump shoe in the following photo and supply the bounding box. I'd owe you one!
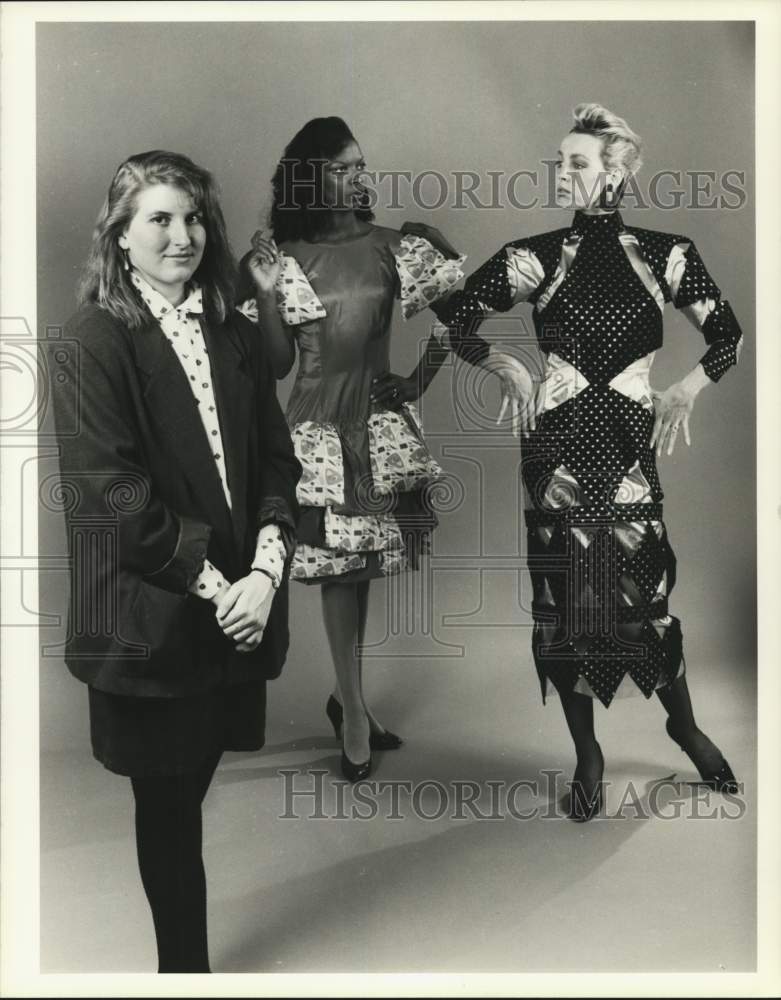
[665,718,739,794]
[568,779,604,822]
[340,749,372,784]
[326,695,403,751]
[567,744,604,822]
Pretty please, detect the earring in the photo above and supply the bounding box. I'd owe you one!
[601,180,619,210]
[121,247,131,271]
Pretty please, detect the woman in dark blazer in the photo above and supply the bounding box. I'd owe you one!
[51,149,301,972]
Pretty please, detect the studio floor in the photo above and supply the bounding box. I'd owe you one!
[40,581,756,976]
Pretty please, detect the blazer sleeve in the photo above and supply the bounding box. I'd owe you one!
[240,312,302,559]
[51,311,212,593]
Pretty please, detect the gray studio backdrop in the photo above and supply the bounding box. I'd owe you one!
[37,21,755,750]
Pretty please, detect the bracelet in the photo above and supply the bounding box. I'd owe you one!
[250,566,280,590]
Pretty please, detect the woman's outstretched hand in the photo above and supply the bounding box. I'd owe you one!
[483,348,538,438]
[650,378,699,457]
[400,221,461,260]
[370,372,419,410]
[215,572,276,652]
[247,229,282,296]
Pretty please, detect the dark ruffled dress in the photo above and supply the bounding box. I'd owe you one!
[239,225,465,584]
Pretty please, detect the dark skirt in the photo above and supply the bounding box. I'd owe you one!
[88,677,267,778]
[527,509,684,708]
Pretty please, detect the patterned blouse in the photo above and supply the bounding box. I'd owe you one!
[130,270,286,597]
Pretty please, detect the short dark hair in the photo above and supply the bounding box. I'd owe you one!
[269,117,374,244]
[78,150,237,328]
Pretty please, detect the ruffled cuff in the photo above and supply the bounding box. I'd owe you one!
[274,252,327,325]
[394,234,466,320]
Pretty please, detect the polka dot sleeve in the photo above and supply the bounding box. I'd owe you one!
[431,243,544,366]
[251,523,286,588]
[667,242,744,383]
[188,557,230,601]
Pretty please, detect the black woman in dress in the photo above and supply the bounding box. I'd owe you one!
[51,151,300,970]
[433,104,742,820]
[237,117,526,781]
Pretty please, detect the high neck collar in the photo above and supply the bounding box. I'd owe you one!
[571,210,624,238]
[129,269,203,320]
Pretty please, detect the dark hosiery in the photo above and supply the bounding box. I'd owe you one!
[130,751,222,973]
[547,667,604,816]
[656,674,728,777]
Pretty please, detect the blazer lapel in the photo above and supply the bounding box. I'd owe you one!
[132,318,235,553]
[203,317,253,557]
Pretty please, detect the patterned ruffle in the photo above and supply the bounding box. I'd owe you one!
[275,252,327,324]
[242,236,463,327]
[290,545,366,580]
[394,235,466,320]
[368,403,443,495]
[238,251,327,327]
[290,536,410,581]
[323,508,403,554]
[292,405,442,508]
[290,421,344,507]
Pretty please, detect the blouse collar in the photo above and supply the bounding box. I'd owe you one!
[571,210,625,238]
[130,269,203,321]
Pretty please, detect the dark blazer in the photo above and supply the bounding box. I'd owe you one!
[50,301,301,698]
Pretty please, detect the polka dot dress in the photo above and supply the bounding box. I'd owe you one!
[438,210,743,707]
[523,213,677,705]
[130,271,286,598]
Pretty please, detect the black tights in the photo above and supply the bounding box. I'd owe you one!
[547,668,724,781]
[547,669,604,796]
[130,751,221,973]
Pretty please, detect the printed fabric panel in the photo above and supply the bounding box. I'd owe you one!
[290,421,345,507]
[393,234,466,320]
[367,403,444,495]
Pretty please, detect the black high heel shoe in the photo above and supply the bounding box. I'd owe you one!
[326,695,403,751]
[665,718,739,793]
[340,748,372,783]
[567,744,604,822]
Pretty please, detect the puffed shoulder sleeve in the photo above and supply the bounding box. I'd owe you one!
[393,234,467,320]
[237,249,327,327]
[430,242,545,366]
[665,240,744,383]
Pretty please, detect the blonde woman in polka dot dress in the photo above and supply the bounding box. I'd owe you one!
[433,104,743,820]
